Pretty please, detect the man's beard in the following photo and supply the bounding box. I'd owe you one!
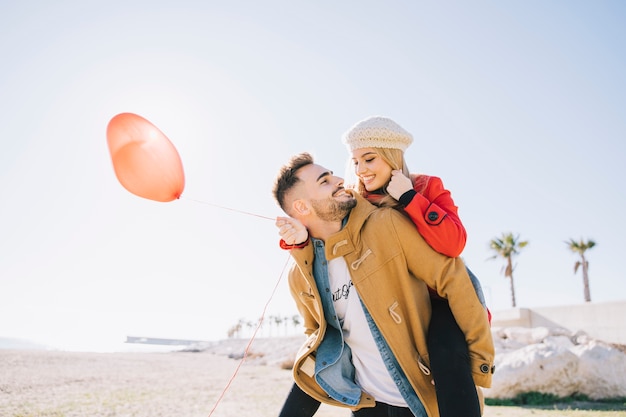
[310,196,357,221]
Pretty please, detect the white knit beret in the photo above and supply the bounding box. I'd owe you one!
[342,116,413,152]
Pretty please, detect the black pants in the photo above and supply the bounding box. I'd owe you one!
[278,386,413,417]
[427,297,481,417]
[277,382,320,417]
[353,402,414,417]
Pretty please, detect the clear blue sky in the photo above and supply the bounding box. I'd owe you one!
[1,1,625,351]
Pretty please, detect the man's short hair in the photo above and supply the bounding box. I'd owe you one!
[272,152,314,212]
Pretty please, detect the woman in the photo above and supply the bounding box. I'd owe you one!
[277,116,489,417]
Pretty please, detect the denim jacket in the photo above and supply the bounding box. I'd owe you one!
[311,237,428,416]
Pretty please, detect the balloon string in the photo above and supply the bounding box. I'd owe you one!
[207,253,292,417]
[182,197,275,221]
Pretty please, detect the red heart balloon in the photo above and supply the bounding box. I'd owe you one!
[107,113,185,202]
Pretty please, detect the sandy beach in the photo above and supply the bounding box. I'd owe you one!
[1,337,624,417]
[1,345,308,417]
[1,339,330,417]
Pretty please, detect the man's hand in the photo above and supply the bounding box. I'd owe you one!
[276,216,309,245]
[387,170,413,200]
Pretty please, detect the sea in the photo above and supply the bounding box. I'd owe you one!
[0,336,195,353]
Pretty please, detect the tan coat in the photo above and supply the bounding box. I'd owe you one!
[287,192,494,417]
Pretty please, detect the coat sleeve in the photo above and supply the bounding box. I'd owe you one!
[391,211,495,387]
[402,175,467,257]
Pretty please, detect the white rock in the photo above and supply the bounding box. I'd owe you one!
[485,340,579,398]
[571,340,626,399]
[486,326,626,400]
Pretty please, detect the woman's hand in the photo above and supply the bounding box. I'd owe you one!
[387,170,414,200]
[276,216,309,245]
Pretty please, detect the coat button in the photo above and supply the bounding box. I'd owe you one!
[480,364,490,373]
[427,212,439,221]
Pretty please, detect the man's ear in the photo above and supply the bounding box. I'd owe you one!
[292,199,310,216]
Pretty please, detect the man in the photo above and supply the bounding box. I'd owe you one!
[272,152,494,417]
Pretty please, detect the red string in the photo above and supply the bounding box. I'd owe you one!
[207,253,292,416]
[178,194,290,415]
[182,197,275,221]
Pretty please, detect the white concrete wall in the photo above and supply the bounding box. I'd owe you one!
[491,300,626,345]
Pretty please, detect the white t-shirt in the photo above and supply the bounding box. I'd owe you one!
[328,257,407,406]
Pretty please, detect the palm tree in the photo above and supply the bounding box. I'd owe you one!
[273,315,284,336]
[488,232,529,307]
[566,238,596,302]
[291,315,302,333]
